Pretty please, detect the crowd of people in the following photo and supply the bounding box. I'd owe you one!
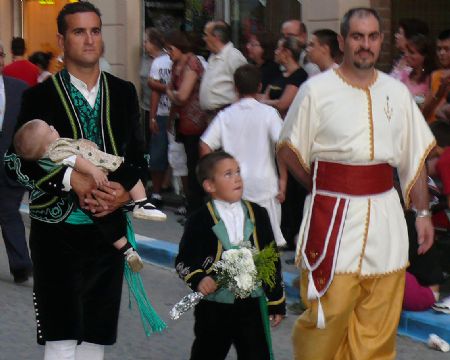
[1,1,450,359]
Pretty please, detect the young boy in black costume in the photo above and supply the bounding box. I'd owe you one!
[175,151,286,360]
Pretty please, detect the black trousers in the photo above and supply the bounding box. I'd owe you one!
[181,134,205,215]
[191,298,270,360]
[281,174,307,249]
[30,219,124,345]
[0,184,32,273]
[406,210,444,285]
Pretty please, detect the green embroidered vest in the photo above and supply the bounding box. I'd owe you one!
[204,201,264,304]
[61,70,103,224]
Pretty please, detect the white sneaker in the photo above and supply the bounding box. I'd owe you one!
[133,201,167,221]
[432,296,450,314]
[428,333,450,352]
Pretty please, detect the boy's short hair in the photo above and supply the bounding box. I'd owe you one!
[196,151,235,185]
[234,64,261,95]
[14,120,47,161]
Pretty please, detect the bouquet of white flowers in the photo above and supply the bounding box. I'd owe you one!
[170,242,278,320]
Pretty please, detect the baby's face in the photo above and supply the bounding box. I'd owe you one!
[41,124,60,146]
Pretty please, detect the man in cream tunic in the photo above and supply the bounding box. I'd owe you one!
[277,8,435,360]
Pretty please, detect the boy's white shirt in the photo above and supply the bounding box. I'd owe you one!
[201,97,282,202]
[213,199,244,246]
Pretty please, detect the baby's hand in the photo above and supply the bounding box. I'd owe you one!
[90,168,109,187]
[197,276,217,296]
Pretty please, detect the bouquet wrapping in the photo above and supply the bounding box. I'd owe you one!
[170,242,278,320]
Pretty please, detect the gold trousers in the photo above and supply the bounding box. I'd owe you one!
[292,270,405,360]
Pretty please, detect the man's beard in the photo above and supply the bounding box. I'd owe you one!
[353,60,375,69]
[353,49,376,69]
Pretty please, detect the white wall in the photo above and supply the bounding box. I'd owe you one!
[90,0,142,88]
[302,0,370,34]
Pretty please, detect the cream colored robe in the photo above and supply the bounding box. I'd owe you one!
[279,69,435,277]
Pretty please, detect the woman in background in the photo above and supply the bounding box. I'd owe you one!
[261,36,307,118]
[246,31,281,93]
[28,51,52,83]
[166,31,207,215]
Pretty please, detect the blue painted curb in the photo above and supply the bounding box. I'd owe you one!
[398,310,450,343]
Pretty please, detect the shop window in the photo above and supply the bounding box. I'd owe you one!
[230,0,267,50]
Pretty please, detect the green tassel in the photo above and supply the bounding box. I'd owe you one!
[125,214,167,335]
[259,296,274,360]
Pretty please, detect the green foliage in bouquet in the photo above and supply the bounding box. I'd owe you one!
[253,243,279,290]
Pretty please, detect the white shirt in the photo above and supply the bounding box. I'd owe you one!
[199,42,247,110]
[214,199,244,246]
[280,69,435,275]
[69,72,100,108]
[0,76,4,130]
[149,53,172,116]
[202,98,282,202]
[62,72,101,190]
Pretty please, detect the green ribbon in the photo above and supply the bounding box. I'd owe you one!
[125,214,167,335]
[259,296,274,360]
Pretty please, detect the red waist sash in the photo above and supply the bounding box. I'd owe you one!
[315,161,394,196]
[302,161,394,327]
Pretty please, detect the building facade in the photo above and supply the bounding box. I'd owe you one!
[0,0,448,89]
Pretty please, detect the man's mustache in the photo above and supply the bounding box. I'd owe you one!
[356,48,374,56]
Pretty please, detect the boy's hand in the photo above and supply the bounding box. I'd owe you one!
[269,314,284,327]
[197,276,217,296]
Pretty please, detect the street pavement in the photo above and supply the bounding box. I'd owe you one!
[0,209,449,359]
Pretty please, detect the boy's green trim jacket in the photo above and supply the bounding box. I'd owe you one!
[175,200,286,315]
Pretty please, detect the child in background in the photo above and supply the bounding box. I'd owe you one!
[14,119,167,271]
[200,64,287,247]
[175,151,285,360]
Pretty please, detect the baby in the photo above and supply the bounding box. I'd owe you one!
[14,119,167,271]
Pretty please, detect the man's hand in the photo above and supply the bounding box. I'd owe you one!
[269,314,284,327]
[197,276,217,296]
[70,170,97,210]
[84,181,130,217]
[416,216,434,254]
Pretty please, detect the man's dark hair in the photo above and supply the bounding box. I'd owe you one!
[57,1,102,36]
[166,30,191,54]
[313,29,342,61]
[211,21,231,44]
[145,28,165,50]
[234,64,261,95]
[438,29,450,41]
[196,151,235,185]
[284,19,307,35]
[398,18,429,39]
[340,7,381,38]
[11,37,25,56]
